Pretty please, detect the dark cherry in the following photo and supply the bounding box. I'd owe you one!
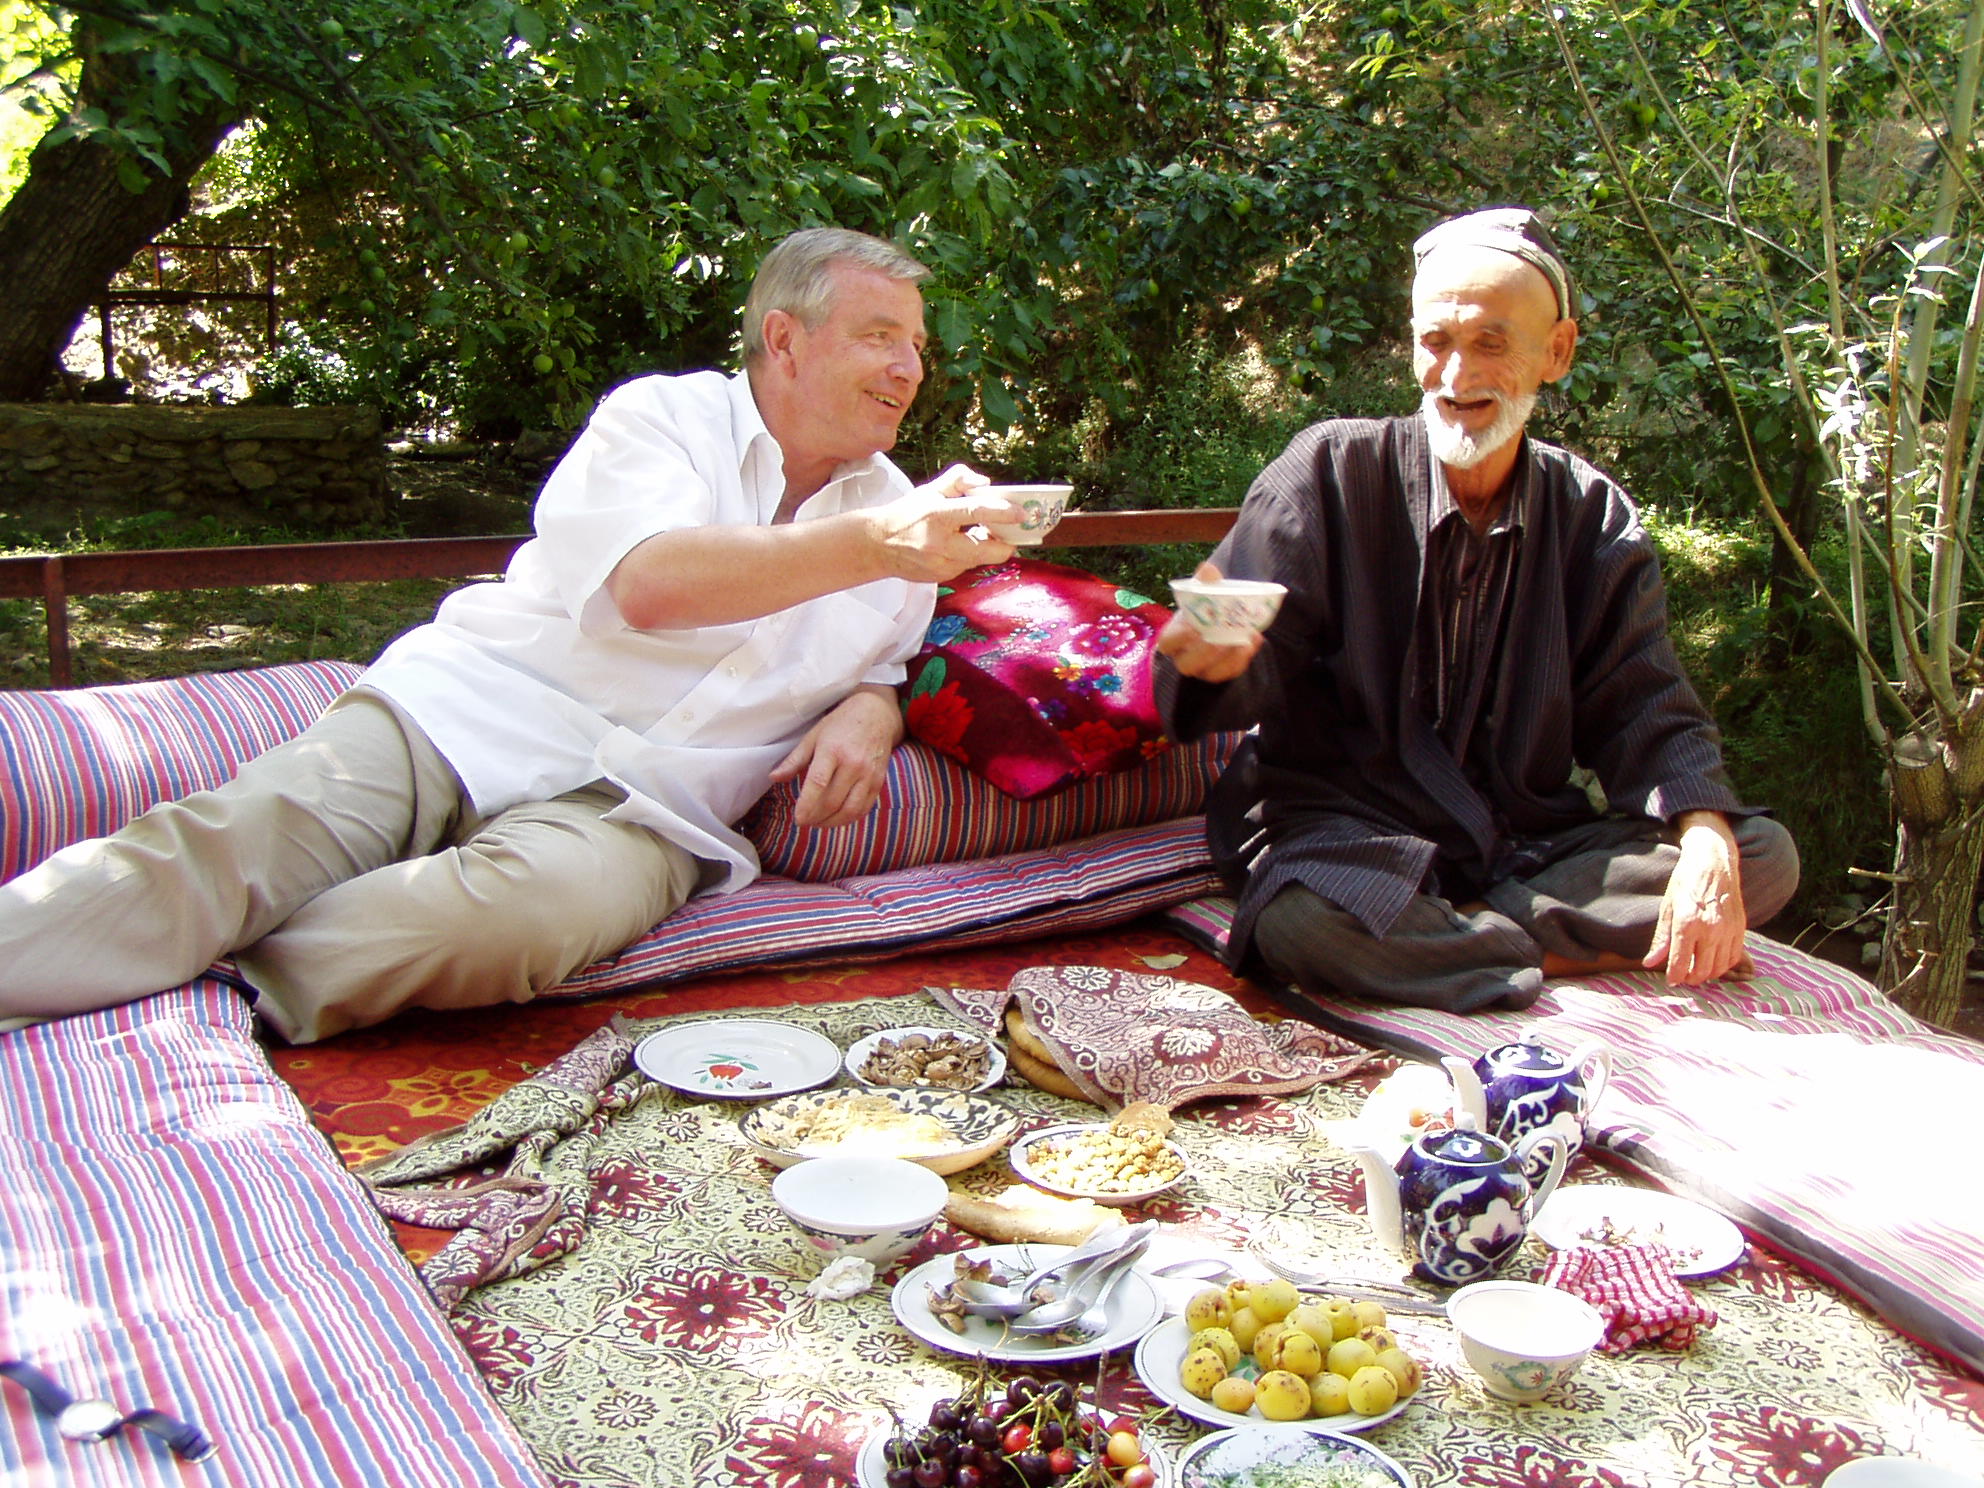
[913,1458,947,1488]
[1035,1419,1065,1452]
[967,1415,1000,1448]
[884,1468,914,1488]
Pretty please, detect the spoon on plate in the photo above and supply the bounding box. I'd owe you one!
[1006,1230,1155,1335]
[953,1221,1156,1319]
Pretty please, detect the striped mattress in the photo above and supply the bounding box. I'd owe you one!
[1164,894,1984,1378]
[0,982,551,1486]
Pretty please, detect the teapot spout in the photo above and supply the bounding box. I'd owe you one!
[1440,1053,1489,1128]
[1345,1141,1405,1257]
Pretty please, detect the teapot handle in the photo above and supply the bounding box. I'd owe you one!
[1572,1045,1614,1116]
[1515,1130,1571,1214]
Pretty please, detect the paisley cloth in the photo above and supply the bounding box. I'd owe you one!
[357,1017,643,1307]
[930,965,1382,1110]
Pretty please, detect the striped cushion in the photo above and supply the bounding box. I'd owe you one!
[0,660,362,882]
[1161,894,1984,1377]
[551,817,1224,996]
[743,734,1240,881]
[0,980,551,1486]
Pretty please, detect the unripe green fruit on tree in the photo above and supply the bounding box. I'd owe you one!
[508,231,529,253]
[595,165,618,188]
[532,353,556,374]
[318,19,345,42]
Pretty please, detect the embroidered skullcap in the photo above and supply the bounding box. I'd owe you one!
[1413,206,1576,320]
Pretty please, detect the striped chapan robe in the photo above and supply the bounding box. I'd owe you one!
[1159,414,1755,976]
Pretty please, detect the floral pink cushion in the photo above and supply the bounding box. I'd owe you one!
[900,557,1173,799]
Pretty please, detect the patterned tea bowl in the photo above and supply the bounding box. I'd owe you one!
[979,483,1073,546]
[1169,576,1288,643]
[1446,1280,1605,1403]
[771,1155,948,1266]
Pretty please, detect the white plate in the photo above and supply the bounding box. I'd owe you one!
[739,1086,1019,1175]
[1175,1424,1414,1487]
[1133,1317,1409,1434]
[843,1025,1007,1094]
[1825,1462,1984,1488]
[1531,1184,1746,1277]
[1008,1122,1189,1206]
[633,1019,840,1099]
[856,1425,1171,1487]
[892,1243,1166,1363]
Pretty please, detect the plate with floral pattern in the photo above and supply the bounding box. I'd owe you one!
[634,1019,840,1100]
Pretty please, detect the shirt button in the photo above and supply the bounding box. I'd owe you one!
[726,665,740,677]
[681,710,696,723]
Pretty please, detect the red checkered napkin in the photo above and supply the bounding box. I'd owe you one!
[1540,1243,1718,1352]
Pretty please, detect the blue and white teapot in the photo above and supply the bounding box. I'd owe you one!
[1441,1036,1612,1179]
[1348,1112,1569,1287]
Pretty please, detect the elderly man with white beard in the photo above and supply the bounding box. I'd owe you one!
[1154,206,1799,1016]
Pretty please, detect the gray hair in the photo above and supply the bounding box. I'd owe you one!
[740,228,931,363]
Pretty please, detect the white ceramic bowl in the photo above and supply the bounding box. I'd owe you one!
[1009,1121,1188,1206]
[1446,1280,1605,1403]
[771,1155,948,1265]
[1169,576,1287,643]
[979,483,1073,545]
[843,1025,1006,1094]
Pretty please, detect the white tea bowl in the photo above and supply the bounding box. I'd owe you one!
[771,1154,948,1266]
[1169,576,1287,643]
[978,483,1073,546]
[1446,1279,1605,1403]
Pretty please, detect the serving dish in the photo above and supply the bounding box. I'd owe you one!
[843,1025,1006,1094]
[738,1086,1018,1174]
[1008,1121,1188,1206]
[1530,1184,1746,1277]
[633,1018,840,1099]
[1175,1424,1414,1488]
[1132,1318,1409,1434]
[892,1243,1165,1364]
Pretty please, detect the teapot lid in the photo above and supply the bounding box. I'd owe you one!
[1411,1109,1508,1164]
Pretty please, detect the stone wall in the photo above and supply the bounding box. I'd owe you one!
[0,404,391,537]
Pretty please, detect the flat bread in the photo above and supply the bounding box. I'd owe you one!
[944,1182,1124,1247]
[1003,1009,1094,1102]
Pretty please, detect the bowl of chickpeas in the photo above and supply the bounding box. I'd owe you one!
[1008,1120,1189,1206]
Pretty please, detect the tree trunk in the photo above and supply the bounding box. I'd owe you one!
[0,42,239,401]
[1881,724,1984,1027]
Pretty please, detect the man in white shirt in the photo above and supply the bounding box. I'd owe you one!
[0,227,1022,1042]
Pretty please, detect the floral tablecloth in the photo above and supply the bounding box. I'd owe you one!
[409,994,1982,1488]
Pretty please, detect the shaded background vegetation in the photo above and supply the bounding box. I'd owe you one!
[5,0,1979,943]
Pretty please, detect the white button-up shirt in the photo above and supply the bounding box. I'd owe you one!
[362,370,933,891]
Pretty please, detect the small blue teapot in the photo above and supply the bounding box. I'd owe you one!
[1442,1037,1612,1179]
[1349,1113,1569,1287]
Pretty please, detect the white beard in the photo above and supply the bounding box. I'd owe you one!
[1420,388,1537,470]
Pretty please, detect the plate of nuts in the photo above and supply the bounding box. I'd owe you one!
[1009,1108,1189,1206]
[844,1025,1006,1094]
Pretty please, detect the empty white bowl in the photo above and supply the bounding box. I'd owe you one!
[1168,576,1287,643]
[979,483,1073,545]
[771,1154,948,1266]
[1446,1280,1605,1403]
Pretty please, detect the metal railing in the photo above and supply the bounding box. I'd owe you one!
[0,507,1239,688]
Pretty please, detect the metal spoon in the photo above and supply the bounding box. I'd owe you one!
[951,1221,1155,1319]
[1007,1232,1154,1335]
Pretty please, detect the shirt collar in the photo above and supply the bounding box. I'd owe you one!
[1428,439,1530,537]
[728,370,898,517]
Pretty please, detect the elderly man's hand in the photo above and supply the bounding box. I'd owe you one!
[1155,561,1266,683]
[865,464,1023,583]
[1646,811,1753,984]
[770,685,903,830]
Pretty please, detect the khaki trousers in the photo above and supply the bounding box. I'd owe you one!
[0,689,700,1043]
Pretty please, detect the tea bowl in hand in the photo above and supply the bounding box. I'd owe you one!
[978,483,1073,546]
[1446,1279,1605,1403]
[772,1154,948,1266]
[1169,575,1287,643]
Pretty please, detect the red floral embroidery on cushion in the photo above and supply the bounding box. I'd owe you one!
[903,681,974,762]
[1062,717,1140,770]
